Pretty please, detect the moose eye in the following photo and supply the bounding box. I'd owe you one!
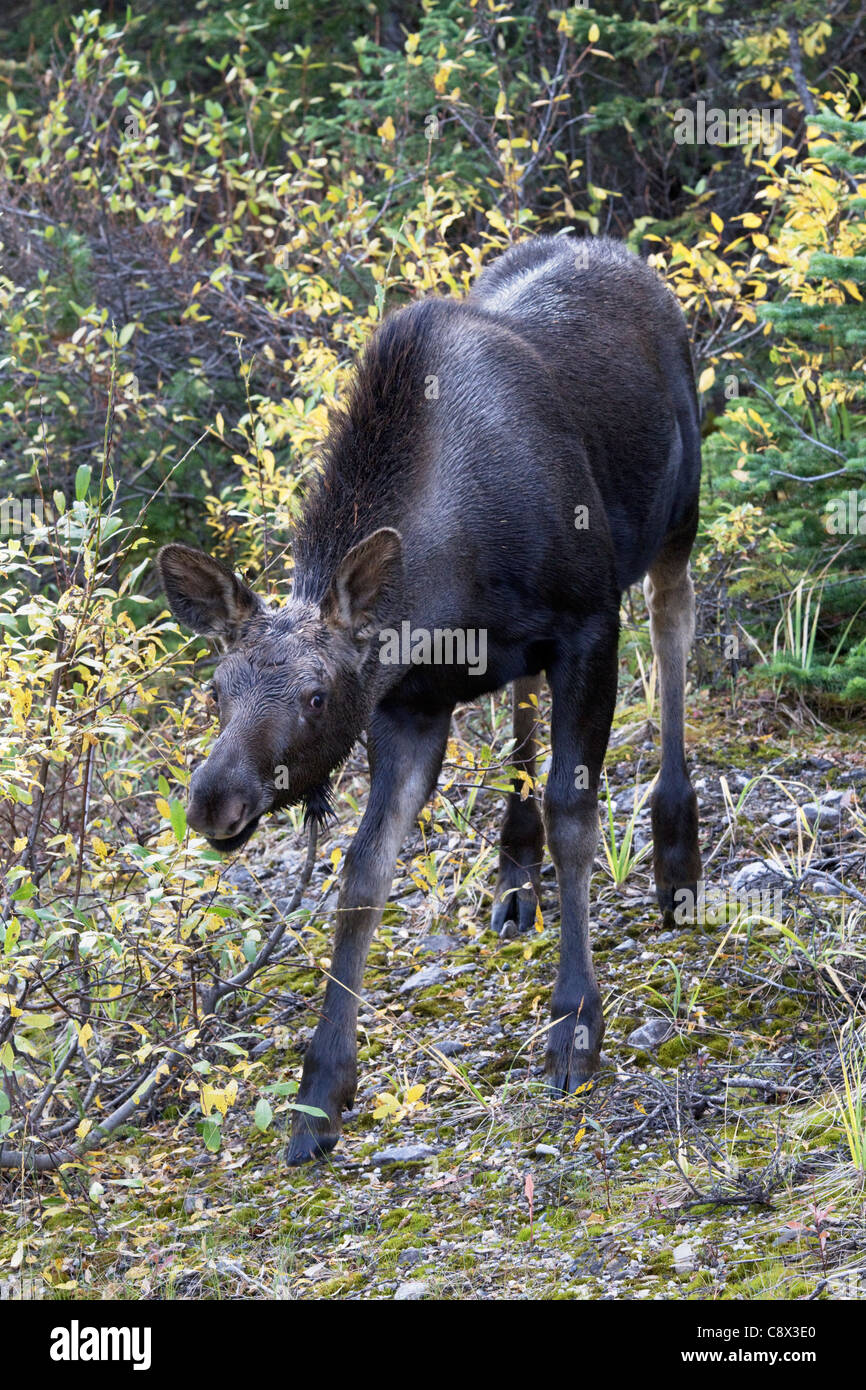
[308,691,326,712]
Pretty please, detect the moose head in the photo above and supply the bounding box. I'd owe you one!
[156,528,403,850]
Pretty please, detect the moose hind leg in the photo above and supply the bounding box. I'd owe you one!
[492,674,545,938]
[544,621,619,1094]
[644,549,702,921]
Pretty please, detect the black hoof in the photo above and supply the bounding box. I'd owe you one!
[491,862,541,938]
[656,880,699,926]
[545,1056,600,1097]
[286,1127,340,1166]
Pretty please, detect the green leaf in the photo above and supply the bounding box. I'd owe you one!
[254,1098,273,1132]
[75,465,91,502]
[169,799,186,844]
[201,1116,222,1152]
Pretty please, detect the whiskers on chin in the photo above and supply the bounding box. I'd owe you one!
[302,780,337,830]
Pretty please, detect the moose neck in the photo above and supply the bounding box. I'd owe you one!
[291,300,441,607]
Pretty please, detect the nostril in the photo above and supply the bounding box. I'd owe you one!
[220,794,249,837]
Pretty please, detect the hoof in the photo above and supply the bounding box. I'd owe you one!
[656,880,699,927]
[545,1056,600,1097]
[491,863,541,938]
[544,994,604,1095]
[286,1127,340,1166]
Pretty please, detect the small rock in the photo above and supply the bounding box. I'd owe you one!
[799,790,851,829]
[807,874,840,895]
[432,1039,465,1057]
[673,1241,694,1275]
[371,1145,436,1165]
[535,1143,560,1158]
[730,859,789,893]
[400,965,447,994]
[397,1248,426,1268]
[627,1017,674,1049]
[614,937,640,953]
[183,1192,210,1215]
[224,864,255,891]
[394,1280,428,1300]
[419,934,457,954]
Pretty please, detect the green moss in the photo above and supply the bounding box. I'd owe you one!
[657,1036,697,1066]
[317,1271,367,1296]
[546,1208,579,1232]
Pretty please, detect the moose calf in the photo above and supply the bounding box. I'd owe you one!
[158,235,702,1163]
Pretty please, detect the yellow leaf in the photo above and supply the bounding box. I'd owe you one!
[201,1083,219,1117]
[75,1117,92,1141]
[405,1084,425,1104]
[377,115,396,142]
[77,1022,93,1054]
[698,366,716,394]
[534,903,544,933]
[710,211,723,234]
[741,213,762,228]
[588,22,600,43]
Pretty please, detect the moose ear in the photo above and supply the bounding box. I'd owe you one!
[157,544,265,644]
[320,527,403,640]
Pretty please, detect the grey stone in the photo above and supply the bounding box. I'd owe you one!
[394,1280,428,1300]
[371,1145,436,1165]
[730,860,789,893]
[419,934,458,954]
[627,1017,675,1049]
[223,864,255,891]
[399,965,447,994]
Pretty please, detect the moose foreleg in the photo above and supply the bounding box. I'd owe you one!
[287,706,451,1163]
